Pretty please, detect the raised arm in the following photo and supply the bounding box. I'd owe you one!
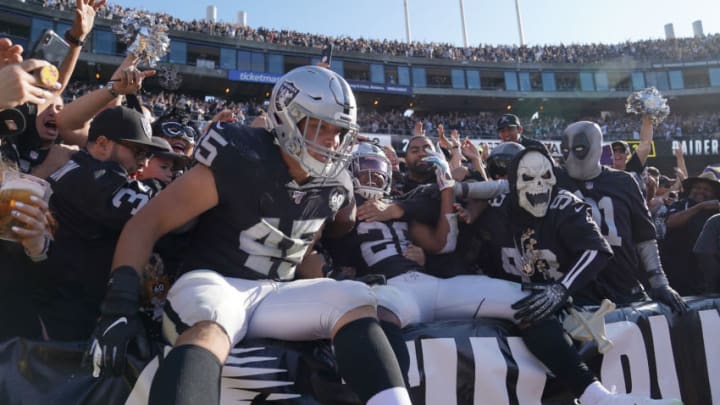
[56,0,106,93]
[635,115,653,166]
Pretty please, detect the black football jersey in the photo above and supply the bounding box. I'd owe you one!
[181,123,353,281]
[323,196,418,279]
[38,150,163,336]
[475,189,612,295]
[556,166,656,304]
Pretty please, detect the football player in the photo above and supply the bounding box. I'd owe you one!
[473,146,683,405]
[559,121,686,312]
[86,66,411,405]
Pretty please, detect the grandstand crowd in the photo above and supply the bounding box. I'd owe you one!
[39,0,720,64]
[62,82,720,140]
[1,1,720,404]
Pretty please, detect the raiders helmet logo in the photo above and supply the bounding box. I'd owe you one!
[274,82,300,112]
[329,189,345,212]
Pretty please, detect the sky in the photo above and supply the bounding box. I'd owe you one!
[108,0,720,47]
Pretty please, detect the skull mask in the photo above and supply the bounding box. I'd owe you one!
[515,150,556,217]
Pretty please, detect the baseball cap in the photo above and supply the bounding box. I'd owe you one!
[149,137,188,170]
[658,175,674,188]
[496,114,521,130]
[611,140,631,154]
[88,106,161,150]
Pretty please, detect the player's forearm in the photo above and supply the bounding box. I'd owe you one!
[111,214,165,277]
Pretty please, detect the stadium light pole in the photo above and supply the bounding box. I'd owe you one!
[459,0,469,48]
[514,0,525,46]
[404,0,412,43]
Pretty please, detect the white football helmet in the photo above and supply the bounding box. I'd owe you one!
[267,65,359,179]
[350,142,392,200]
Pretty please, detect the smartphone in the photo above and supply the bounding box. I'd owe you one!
[30,29,70,66]
[320,43,333,67]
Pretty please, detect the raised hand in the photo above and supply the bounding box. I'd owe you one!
[0,38,23,68]
[0,60,60,109]
[423,150,454,191]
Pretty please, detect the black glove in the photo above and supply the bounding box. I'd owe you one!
[649,285,688,314]
[85,266,149,378]
[512,282,569,324]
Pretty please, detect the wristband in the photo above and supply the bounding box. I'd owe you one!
[106,82,119,98]
[64,30,85,47]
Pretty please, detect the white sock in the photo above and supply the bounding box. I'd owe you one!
[367,387,412,405]
[579,381,613,405]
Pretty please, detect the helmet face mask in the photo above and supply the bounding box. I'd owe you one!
[350,143,392,200]
[268,66,359,179]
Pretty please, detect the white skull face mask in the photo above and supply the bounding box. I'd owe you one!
[516,151,556,217]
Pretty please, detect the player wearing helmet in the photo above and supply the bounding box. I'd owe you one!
[86,66,411,405]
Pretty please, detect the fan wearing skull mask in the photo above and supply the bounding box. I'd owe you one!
[557,121,687,313]
[472,147,684,405]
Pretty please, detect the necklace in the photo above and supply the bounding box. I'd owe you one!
[514,227,540,280]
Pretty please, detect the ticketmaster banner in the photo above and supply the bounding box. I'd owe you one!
[1,298,718,404]
[227,70,281,84]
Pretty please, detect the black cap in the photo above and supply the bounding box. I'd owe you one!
[658,175,674,188]
[149,137,188,170]
[89,106,160,149]
[497,114,521,130]
[611,140,631,154]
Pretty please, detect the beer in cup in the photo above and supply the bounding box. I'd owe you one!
[0,171,51,242]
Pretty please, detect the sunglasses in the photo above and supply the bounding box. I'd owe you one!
[116,140,150,159]
[160,122,197,145]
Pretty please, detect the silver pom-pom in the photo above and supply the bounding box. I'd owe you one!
[113,12,170,67]
[625,87,670,126]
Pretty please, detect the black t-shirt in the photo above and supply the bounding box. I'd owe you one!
[181,123,352,281]
[474,189,612,300]
[556,166,656,304]
[519,136,546,151]
[661,199,714,295]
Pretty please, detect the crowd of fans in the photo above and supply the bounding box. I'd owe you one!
[63,81,720,141]
[2,2,720,403]
[37,0,720,64]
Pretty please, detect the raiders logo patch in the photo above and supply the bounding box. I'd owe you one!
[274,82,300,112]
[329,189,345,212]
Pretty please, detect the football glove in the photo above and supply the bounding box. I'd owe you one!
[423,151,455,191]
[512,282,570,324]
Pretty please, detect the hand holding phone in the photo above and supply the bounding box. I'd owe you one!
[30,29,70,66]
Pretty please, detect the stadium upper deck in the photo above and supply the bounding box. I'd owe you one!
[2,0,720,117]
